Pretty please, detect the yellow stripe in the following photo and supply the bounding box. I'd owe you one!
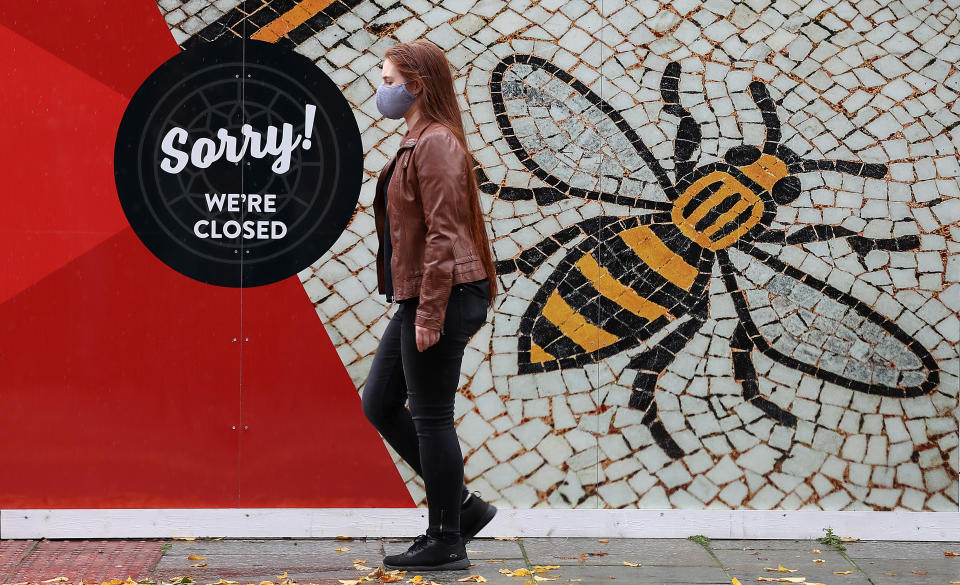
[250,0,335,43]
[703,197,751,238]
[686,183,738,226]
[530,342,554,363]
[741,154,787,191]
[574,254,670,322]
[618,225,698,290]
[542,290,619,351]
[712,199,765,249]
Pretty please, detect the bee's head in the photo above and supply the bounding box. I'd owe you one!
[724,145,801,205]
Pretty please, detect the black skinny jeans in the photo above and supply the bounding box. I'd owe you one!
[361,280,490,538]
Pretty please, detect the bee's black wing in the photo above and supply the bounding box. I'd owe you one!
[487,54,675,210]
[718,244,938,397]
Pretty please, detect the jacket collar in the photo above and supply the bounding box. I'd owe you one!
[400,114,437,147]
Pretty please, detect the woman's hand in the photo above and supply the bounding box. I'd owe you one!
[415,324,441,351]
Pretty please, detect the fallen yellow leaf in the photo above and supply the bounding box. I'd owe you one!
[187,555,208,560]
[833,570,854,574]
[731,579,743,585]
[623,561,641,567]
[763,564,797,573]
[532,566,559,570]
[275,573,287,580]
[190,563,208,567]
[172,537,197,541]
[811,549,820,554]
[839,537,859,542]
[494,537,518,540]
[456,577,487,583]
[597,538,609,543]
[812,559,824,564]
[911,570,927,575]
[336,535,354,540]
[499,568,533,577]
[335,547,350,552]
[945,552,960,556]
[354,563,373,571]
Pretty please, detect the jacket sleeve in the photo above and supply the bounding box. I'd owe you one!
[412,130,467,332]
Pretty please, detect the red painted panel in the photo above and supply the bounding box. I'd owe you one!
[238,279,413,507]
[0,229,242,508]
[0,23,134,304]
[0,1,178,98]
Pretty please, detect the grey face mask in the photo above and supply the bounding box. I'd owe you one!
[376,82,417,119]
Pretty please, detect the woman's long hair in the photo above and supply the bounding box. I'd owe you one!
[384,39,499,307]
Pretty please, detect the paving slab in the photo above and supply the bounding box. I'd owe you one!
[519,563,729,584]
[708,539,823,550]
[160,538,384,557]
[853,558,960,585]
[521,537,716,566]
[842,540,960,559]
[712,547,867,585]
[6,539,164,583]
[0,540,37,582]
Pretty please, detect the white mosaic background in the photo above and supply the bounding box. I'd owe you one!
[158,0,960,511]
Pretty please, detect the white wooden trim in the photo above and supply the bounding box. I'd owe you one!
[3,508,959,540]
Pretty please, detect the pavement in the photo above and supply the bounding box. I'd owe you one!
[1,537,959,585]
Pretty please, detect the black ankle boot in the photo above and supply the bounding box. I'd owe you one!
[383,531,469,571]
[460,491,497,542]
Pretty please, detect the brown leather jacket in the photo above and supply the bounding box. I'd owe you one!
[373,116,489,332]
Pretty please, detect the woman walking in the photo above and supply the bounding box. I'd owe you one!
[361,39,499,571]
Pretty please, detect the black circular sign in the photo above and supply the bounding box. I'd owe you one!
[114,37,362,287]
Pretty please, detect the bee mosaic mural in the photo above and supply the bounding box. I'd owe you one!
[482,54,939,460]
[161,0,959,512]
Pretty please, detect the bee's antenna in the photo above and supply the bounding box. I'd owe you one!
[791,158,888,179]
[660,61,701,181]
[747,81,781,155]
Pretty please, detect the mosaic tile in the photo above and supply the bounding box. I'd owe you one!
[162,0,960,512]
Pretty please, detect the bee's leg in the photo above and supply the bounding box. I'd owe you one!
[659,61,700,182]
[730,322,798,427]
[626,297,709,460]
[473,156,569,205]
[753,226,920,266]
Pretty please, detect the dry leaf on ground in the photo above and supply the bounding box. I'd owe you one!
[763,564,797,573]
[187,555,208,560]
[812,559,825,564]
[622,561,641,567]
[597,539,608,543]
[190,563,208,568]
[455,577,487,583]
[945,552,960,557]
[335,547,350,552]
[833,570,854,574]
[499,568,532,577]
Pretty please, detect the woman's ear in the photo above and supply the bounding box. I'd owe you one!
[406,79,422,96]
